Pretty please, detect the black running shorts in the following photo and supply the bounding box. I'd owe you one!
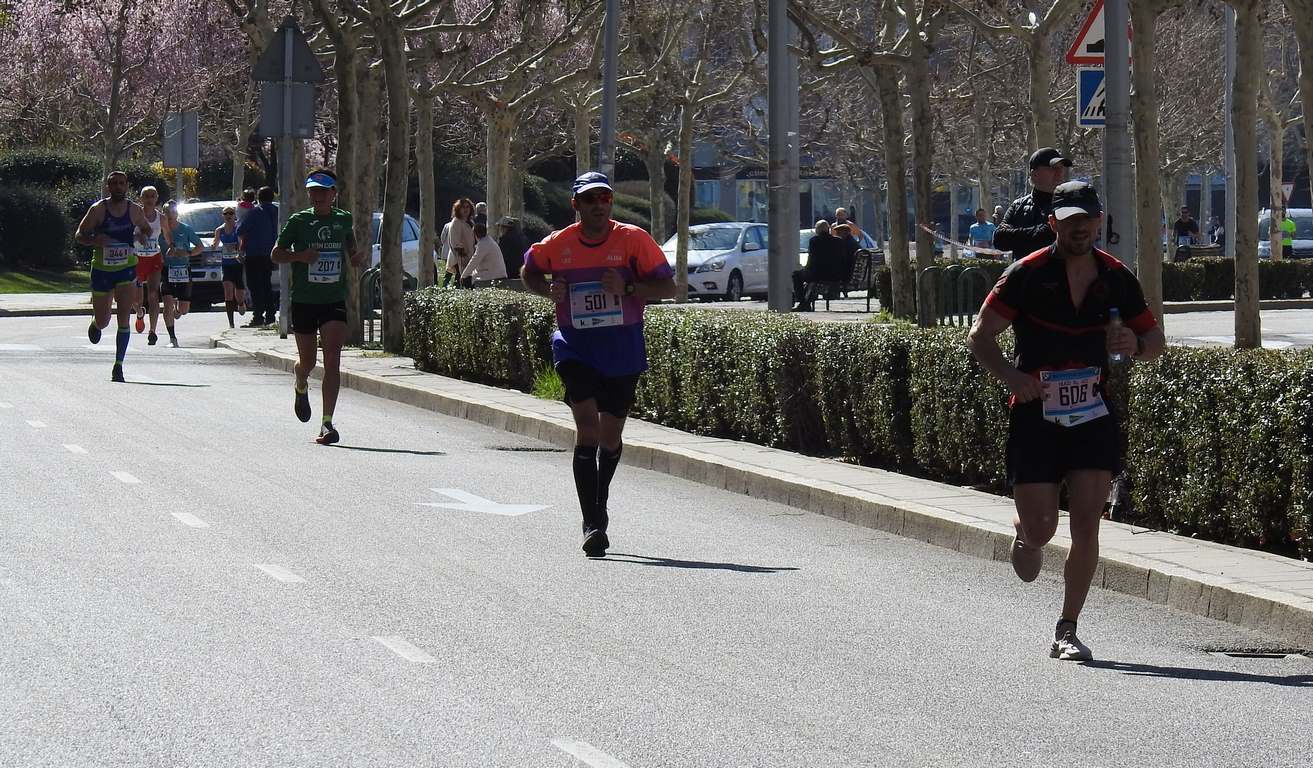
[291,301,347,335]
[556,359,640,418]
[1006,400,1121,486]
[161,280,191,300]
[222,262,246,289]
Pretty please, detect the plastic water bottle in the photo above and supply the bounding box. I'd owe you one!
[1108,308,1127,364]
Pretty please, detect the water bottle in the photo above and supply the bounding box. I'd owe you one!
[1108,308,1127,364]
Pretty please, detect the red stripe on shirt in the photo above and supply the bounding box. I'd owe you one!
[1127,308,1158,334]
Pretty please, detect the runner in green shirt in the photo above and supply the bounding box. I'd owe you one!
[272,168,366,445]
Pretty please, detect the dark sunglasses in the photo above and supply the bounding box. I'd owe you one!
[577,191,613,205]
[223,212,236,217]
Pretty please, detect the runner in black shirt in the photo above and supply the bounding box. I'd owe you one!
[967,181,1166,661]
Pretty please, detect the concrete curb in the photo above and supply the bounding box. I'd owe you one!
[212,332,1313,648]
[1164,298,1313,313]
[0,307,91,318]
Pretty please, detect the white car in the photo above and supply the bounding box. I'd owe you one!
[368,212,425,277]
[662,222,769,301]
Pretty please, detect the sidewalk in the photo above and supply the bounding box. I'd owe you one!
[213,328,1313,648]
[0,292,89,317]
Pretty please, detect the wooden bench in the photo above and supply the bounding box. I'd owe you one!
[804,248,885,311]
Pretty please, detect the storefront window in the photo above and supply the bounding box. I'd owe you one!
[736,180,768,222]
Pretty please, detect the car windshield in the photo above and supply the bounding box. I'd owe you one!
[664,227,741,251]
[1258,214,1313,240]
[180,206,225,237]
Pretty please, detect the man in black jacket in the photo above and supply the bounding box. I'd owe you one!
[995,147,1072,261]
[793,220,844,311]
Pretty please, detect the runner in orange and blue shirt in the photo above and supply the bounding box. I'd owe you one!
[521,172,677,558]
[968,181,1165,662]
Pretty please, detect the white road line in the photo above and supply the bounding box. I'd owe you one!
[63,444,87,454]
[254,564,304,583]
[26,420,46,429]
[551,739,634,768]
[0,402,12,408]
[171,512,209,529]
[110,471,140,484]
[373,636,436,663]
[0,344,42,351]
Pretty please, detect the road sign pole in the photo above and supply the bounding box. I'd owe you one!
[1103,0,1134,272]
[277,24,294,340]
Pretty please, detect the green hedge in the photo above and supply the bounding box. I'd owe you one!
[878,256,1313,309]
[404,288,1313,559]
[0,186,70,268]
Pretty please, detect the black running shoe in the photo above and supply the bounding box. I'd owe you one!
[315,422,339,445]
[111,364,125,383]
[294,388,311,422]
[582,528,609,558]
[147,332,158,346]
[87,322,102,344]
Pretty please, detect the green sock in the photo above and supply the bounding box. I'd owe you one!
[322,413,333,425]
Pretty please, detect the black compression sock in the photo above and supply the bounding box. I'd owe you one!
[597,444,623,510]
[573,445,599,529]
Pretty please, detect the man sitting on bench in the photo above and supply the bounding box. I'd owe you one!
[794,219,846,312]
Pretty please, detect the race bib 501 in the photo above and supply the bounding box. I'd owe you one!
[568,281,623,329]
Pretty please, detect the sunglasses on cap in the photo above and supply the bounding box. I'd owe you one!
[576,191,613,204]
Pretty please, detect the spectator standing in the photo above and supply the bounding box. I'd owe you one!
[442,198,476,287]
[969,208,997,250]
[1282,210,1296,259]
[236,188,257,225]
[834,207,863,242]
[474,201,488,226]
[237,186,279,326]
[993,205,1005,227]
[995,147,1072,260]
[496,216,530,279]
[793,220,844,311]
[461,222,508,285]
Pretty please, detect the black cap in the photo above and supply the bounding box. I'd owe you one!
[571,171,612,197]
[1029,147,1073,170]
[1051,181,1103,220]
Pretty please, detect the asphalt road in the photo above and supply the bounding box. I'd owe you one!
[2,313,1312,767]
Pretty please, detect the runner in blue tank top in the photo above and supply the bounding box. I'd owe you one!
[212,205,247,327]
[74,171,152,382]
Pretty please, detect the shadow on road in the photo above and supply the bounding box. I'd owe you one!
[126,381,211,388]
[602,552,799,574]
[327,444,446,457]
[1083,659,1313,687]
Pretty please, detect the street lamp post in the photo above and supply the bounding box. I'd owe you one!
[1103,0,1134,271]
[767,0,799,312]
[598,0,619,179]
[1224,6,1237,260]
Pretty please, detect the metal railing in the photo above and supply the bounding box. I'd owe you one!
[916,265,993,327]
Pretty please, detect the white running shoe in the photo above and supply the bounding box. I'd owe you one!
[1050,621,1092,661]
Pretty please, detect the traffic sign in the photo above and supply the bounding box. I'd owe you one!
[258,82,316,139]
[1067,0,1119,65]
[162,111,199,169]
[1282,181,1294,203]
[252,16,324,83]
[1077,68,1106,128]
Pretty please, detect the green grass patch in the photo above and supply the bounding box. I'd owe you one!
[0,267,90,294]
[531,365,565,401]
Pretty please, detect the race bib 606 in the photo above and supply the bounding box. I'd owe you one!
[1040,367,1109,427]
[309,250,342,283]
[569,281,623,329]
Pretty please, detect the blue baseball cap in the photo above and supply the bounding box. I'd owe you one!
[572,171,612,198]
[305,171,337,189]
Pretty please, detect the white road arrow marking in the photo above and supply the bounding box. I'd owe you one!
[416,488,548,517]
[551,739,634,768]
[374,636,436,663]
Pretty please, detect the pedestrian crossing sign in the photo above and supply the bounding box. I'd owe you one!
[1077,67,1106,128]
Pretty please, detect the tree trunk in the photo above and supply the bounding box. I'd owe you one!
[875,66,913,318]
[415,81,437,289]
[948,182,961,254]
[1290,5,1313,211]
[675,95,697,303]
[231,79,257,197]
[1233,0,1262,348]
[1161,172,1183,263]
[644,136,667,239]
[906,33,935,274]
[336,52,364,344]
[372,1,410,354]
[1200,171,1212,230]
[1262,85,1285,259]
[1027,31,1056,151]
[574,96,593,176]
[1130,0,1164,317]
[484,110,514,226]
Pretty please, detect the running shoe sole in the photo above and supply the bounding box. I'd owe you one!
[582,529,610,558]
[294,390,311,423]
[135,316,145,333]
[1010,536,1043,583]
[315,426,340,445]
[87,322,101,344]
[1050,639,1093,661]
[148,333,158,346]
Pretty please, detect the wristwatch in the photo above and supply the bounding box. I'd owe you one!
[624,281,637,296]
[1134,335,1145,358]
